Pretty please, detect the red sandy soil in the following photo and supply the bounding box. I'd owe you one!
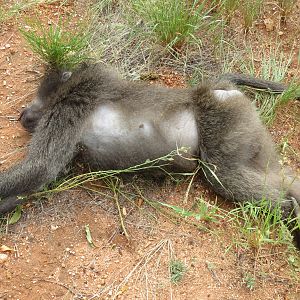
[0,1,299,300]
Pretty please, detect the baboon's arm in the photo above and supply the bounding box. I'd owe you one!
[0,103,84,214]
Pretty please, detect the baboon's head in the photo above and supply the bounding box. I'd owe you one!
[19,69,73,132]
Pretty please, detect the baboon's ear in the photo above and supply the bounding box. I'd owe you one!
[61,71,72,82]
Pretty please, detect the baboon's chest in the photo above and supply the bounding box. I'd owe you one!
[81,102,199,170]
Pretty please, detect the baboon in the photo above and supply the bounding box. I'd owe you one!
[0,63,299,246]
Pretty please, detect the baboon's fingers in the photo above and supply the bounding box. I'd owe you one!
[290,198,300,250]
[292,197,300,217]
[0,196,26,215]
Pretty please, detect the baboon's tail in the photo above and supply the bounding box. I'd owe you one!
[219,73,287,93]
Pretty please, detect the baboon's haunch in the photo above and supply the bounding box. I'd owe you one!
[1,63,299,247]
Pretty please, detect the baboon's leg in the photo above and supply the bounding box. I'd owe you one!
[204,166,300,246]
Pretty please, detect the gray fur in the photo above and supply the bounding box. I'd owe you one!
[1,63,299,247]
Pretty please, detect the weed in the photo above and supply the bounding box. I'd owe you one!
[240,0,263,31]
[231,200,294,251]
[89,0,158,78]
[239,45,295,124]
[157,197,221,223]
[280,138,300,165]
[288,254,300,272]
[169,259,186,283]
[93,0,116,13]
[278,0,297,22]
[20,18,90,69]
[0,0,57,24]
[219,0,240,22]
[280,83,300,104]
[243,272,256,290]
[33,149,191,196]
[129,0,212,48]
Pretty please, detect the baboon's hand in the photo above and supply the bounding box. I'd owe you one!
[291,198,300,249]
[0,196,27,215]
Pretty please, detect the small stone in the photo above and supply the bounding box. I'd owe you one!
[264,18,274,31]
[50,224,59,231]
[100,279,106,285]
[0,253,8,264]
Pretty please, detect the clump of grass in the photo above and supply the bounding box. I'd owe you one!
[256,45,294,123]
[243,272,256,290]
[157,197,222,223]
[129,0,211,48]
[240,0,264,31]
[278,0,297,22]
[89,0,159,78]
[280,83,300,104]
[20,18,90,69]
[194,197,221,222]
[0,1,57,24]
[169,260,186,284]
[231,200,294,251]
[219,0,240,22]
[93,0,117,13]
[239,45,295,124]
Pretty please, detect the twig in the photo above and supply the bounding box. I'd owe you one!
[112,179,130,239]
[37,278,76,295]
[183,165,200,203]
[107,207,134,244]
[205,261,221,285]
[1,34,13,48]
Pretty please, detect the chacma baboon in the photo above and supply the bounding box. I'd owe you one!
[1,63,299,246]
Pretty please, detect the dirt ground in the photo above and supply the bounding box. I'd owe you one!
[0,1,300,300]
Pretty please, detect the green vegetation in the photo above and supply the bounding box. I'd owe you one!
[130,0,212,48]
[240,0,264,30]
[20,18,90,69]
[278,0,297,21]
[239,45,296,124]
[243,272,256,290]
[0,0,57,24]
[231,200,295,250]
[169,260,186,283]
[157,197,222,223]
[219,0,240,22]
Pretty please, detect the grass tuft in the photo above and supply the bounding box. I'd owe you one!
[0,1,58,24]
[239,44,295,124]
[219,0,240,22]
[231,200,294,251]
[278,0,297,22]
[129,0,212,48]
[20,18,90,69]
[240,0,263,31]
[169,260,186,284]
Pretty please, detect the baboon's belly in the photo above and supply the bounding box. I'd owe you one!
[81,102,198,170]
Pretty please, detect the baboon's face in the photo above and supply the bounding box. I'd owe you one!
[19,70,73,132]
[19,97,46,133]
